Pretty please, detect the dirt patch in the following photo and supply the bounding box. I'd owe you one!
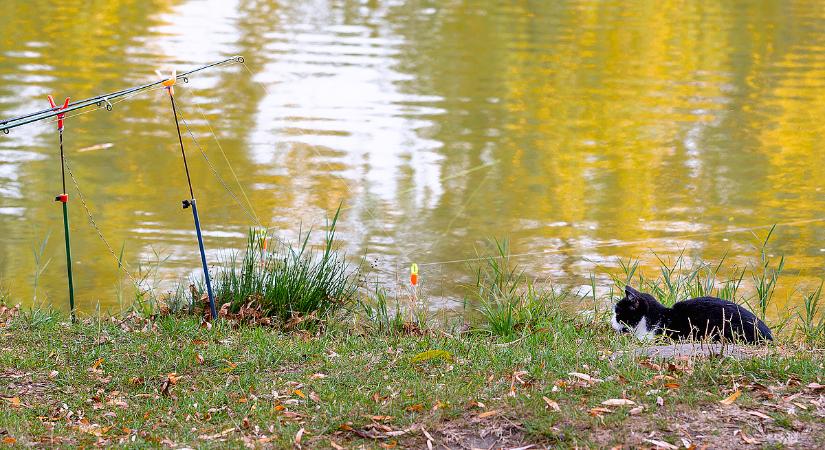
[395,413,535,449]
[0,368,56,399]
[612,343,750,360]
[601,391,825,449]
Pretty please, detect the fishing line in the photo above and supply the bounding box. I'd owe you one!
[417,217,825,268]
[63,156,146,293]
[408,171,492,260]
[238,59,415,264]
[173,99,268,230]
[185,93,262,228]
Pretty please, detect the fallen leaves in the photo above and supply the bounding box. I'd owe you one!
[0,304,19,327]
[745,410,773,421]
[568,372,603,383]
[340,422,416,440]
[589,407,613,417]
[1,396,21,407]
[198,427,236,440]
[160,373,179,397]
[88,358,105,374]
[542,396,561,411]
[735,429,760,445]
[601,398,636,407]
[643,438,678,449]
[720,390,742,405]
[477,409,499,419]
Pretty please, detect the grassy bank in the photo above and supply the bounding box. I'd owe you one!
[2,230,824,448]
[1,306,823,449]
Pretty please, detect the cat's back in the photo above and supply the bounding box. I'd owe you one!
[672,296,751,316]
[669,296,772,342]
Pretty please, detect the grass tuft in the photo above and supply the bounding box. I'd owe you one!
[211,206,357,328]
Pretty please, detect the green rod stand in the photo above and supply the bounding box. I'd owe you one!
[58,196,76,321]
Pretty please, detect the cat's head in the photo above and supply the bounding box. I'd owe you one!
[611,285,657,334]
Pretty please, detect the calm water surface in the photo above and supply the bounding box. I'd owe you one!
[2,0,825,317]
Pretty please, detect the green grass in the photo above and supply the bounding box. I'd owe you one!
[0,307,822,449]
[468,239,569,340]
[2,227,825,447]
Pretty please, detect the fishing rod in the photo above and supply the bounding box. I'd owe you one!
[0,56,244,134]
[158,71,218,320]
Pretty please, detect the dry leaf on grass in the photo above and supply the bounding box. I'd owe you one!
[639,360,662,371]
[160,373,179,397]
[569,372,603,383]
[542,396,561,411]
[366,415,394,422]
[294,427,305,445]
[746,410,772,421]
[720,390,742,405]
[601,398,635,407]
[195,353,204,365]
[477,409,499,419]
[310,373,327,380]
[2,396,21,407]
[589,407,613,416]
[736,429,760,445]
[643,438,678,449]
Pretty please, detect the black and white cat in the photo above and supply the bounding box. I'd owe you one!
[612,286,773,344]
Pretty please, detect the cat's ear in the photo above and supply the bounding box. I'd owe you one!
[624,285,642,307]
[624,285,642,299]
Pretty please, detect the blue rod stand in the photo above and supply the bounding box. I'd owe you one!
[183,198,217,319]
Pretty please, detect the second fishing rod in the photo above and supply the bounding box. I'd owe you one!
[159,71,217,320]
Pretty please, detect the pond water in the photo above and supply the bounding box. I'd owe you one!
[1,0,825,317]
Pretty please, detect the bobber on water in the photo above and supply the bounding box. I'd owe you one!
[252,228,270,262]
[410,263,419,299]
[410,263,419,287]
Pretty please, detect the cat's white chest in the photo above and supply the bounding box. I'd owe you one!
[633,317,657,341]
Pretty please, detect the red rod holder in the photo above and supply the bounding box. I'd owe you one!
[47,95,70,131]
[55,194,68,203]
